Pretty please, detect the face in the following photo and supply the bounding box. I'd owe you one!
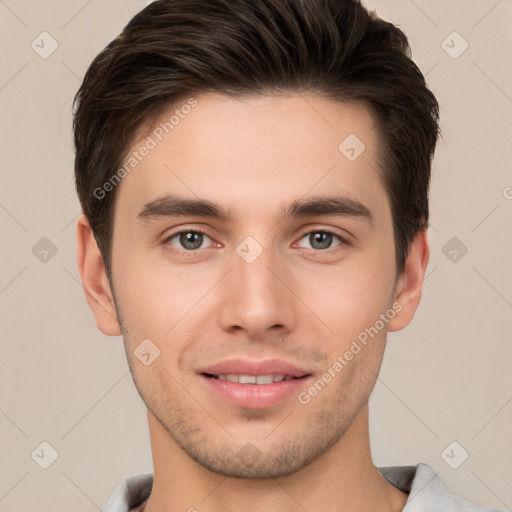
[108,93,402,478]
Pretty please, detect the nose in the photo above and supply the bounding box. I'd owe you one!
[217,245,298,340]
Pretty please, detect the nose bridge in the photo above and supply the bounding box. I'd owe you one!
[218,238,297,337]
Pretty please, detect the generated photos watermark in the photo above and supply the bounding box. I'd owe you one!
[298,301,403,405]
[93,97,198,200]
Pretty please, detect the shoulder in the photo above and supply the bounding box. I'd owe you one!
[102,473,153,512]
[378,462,504,512]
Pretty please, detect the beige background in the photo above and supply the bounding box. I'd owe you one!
[0,0,511,510]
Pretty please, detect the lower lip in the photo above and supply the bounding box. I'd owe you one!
[200,375,309,409]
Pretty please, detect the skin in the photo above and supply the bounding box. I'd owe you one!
[77,93,429,512]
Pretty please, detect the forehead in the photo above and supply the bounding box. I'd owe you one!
[114,92,388,225]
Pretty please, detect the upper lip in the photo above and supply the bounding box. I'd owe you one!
[198,358,311,378]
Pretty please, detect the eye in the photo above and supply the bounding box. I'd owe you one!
[295,230,346,250]
[165,230,213,251]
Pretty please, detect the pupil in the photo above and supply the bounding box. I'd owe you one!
[311,232,331,249]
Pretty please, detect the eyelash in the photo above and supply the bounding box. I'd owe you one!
[163,228,350,253]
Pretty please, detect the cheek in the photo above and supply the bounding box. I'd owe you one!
[298,257,395,342]
[113,249,218,341]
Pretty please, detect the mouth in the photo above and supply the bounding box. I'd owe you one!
[202,373,305,384]
[198,359,312,409]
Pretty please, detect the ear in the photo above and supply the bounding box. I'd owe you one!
[387,229,429,332]
[76,214,122,336]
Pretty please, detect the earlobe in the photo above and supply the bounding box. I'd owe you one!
[387,229,429,332]
[76,214,122,336]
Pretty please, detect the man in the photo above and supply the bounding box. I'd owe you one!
[73,0,502,510]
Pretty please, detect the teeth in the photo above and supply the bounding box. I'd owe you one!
[215,373,295,384]
[238,374,257,384]
[256,375,274,384]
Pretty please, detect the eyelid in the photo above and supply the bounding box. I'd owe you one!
[163,227,209,238]
[294,227,351,247]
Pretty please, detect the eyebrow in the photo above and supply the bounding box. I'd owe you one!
[284,195,373,224]
[137,194,230,223]
[137,193,373,225]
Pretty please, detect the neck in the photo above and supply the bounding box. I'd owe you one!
[143,405,407,512]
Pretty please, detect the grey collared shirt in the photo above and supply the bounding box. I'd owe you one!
[102,463,503,511]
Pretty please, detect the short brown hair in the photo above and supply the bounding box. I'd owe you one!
[73,0,440,277]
